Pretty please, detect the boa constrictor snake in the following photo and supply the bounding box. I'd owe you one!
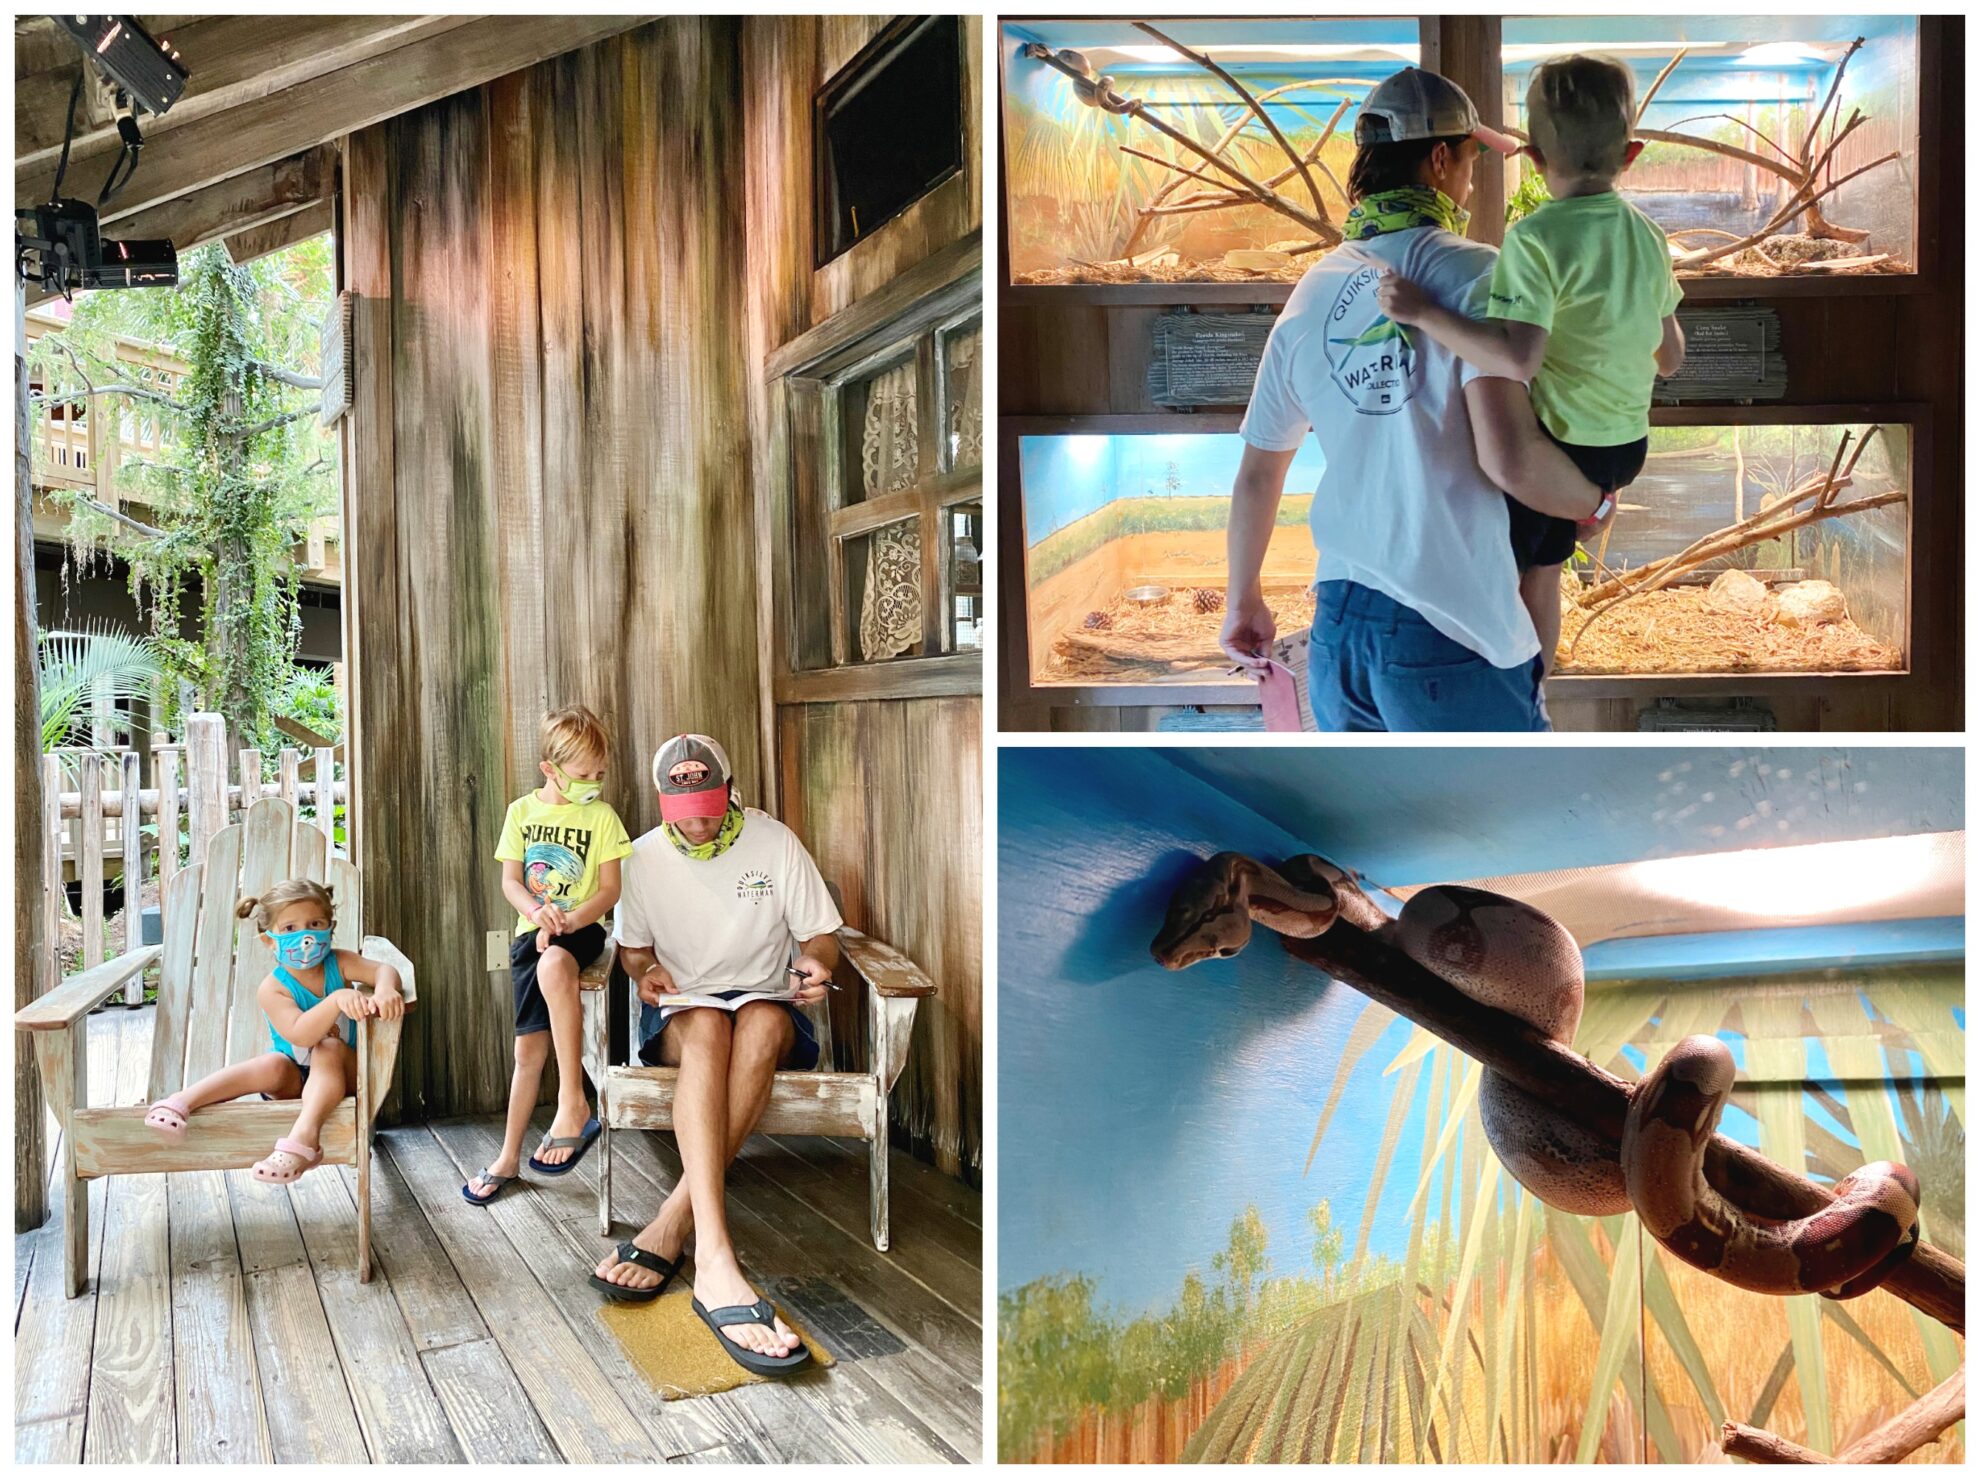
[1150,852,1923,1300]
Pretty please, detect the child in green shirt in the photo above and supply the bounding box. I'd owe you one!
[463,704,631,1205]
[1378,53,1687,670]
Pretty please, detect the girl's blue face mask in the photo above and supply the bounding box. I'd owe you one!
[272,928,333,969]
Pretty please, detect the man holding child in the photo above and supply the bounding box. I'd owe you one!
[1222,60,1683,732]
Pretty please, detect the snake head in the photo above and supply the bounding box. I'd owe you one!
[1151,853,1254,969]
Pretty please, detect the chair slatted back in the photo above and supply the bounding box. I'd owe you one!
[146,798,375,1106]
[226,800,297,1065]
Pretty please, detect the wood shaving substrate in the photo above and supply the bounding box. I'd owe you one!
[1049,588,1317,681]
[1016,259,1308,286]
[1558,587,1901,675]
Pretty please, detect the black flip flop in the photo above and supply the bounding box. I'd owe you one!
[460,1168,515,1206]
[588,1241,682,1303]
[693,1295,814,1377]
[527,1116,601,1176]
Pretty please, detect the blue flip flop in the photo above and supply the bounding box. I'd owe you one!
[461,1167,516,1205]
[527,1116,601,1176]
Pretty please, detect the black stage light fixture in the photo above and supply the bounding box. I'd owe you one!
[52,16,187,116]
[16,17,189,297]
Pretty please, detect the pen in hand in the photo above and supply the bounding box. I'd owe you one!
[789,964,842,992]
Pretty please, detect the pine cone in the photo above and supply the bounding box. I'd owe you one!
[1083,610,1113,630]
[1193,587,1225,614]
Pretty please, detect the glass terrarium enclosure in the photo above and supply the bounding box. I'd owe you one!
[1018,419,1908,689]
[1019,429,1323,684]
[1001,18,1419,286]
[1502,17,1920,279]
[1558,420,1908,676]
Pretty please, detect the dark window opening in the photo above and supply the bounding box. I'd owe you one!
[814,15,964,267]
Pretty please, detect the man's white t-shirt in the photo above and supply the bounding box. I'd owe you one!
[615,808,844,1024]
[1239,227,1540,670]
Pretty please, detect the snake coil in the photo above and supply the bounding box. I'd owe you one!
[1151,852,1922,1299]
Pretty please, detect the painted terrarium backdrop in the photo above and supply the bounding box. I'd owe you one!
[1016,421,1907,686]
[1501,17,1919,279]
[1001,18,1416,285]
[998,748,1963,1464]
[999,16,1919,286]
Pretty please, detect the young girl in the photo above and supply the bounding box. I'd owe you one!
[142,879,406,1183]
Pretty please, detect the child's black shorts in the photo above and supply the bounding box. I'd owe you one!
[511,922,609,1037]
[1506,430,1649,570]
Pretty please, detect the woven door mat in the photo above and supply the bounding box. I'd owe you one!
[599,1287,834,1399]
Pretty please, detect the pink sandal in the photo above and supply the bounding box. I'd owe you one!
[251,1138,323,1183]
[144,1096,191,1139]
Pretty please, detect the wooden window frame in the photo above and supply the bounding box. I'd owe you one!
[766,232,983,705]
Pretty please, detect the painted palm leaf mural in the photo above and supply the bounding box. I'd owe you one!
[1177,968,1962,1464]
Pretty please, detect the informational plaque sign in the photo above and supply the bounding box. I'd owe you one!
[318,291,354,428]
[1653,305,1785,402]
[1147,311,1276,407]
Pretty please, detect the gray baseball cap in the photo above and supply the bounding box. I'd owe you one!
[652,734,733,821]
[1356,68,1519,155]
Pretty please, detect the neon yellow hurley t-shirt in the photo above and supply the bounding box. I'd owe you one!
[495,792,633,935]
[1485,190,1683,447]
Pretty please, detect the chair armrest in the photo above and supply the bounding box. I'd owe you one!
[360,936,417,1006]
[15,946,161,1031]
[580,935,618,991]
[836,927,935,999]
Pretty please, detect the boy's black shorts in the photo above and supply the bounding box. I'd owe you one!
[511,922,609,1037]
[1506,430,1649,570]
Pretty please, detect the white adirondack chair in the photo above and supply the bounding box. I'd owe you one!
[579,915,934,1251]
[16,797,415,1297]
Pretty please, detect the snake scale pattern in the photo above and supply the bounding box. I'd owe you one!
[1150,851,1922,1300]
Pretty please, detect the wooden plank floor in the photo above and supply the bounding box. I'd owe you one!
[15,1008,982,1464]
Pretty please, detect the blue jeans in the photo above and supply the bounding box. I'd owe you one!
[1306,581,1549,732]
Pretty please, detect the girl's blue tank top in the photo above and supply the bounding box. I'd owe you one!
[268,953,356,1064]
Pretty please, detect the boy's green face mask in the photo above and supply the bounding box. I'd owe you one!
[552,765,603,806]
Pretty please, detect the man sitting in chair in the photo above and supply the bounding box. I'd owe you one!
[589,734,838,1376]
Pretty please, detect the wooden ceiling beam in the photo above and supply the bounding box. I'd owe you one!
[16,15,473,167]
[23,144,334,308]
[17,15,655,225]
[222,196,334,266]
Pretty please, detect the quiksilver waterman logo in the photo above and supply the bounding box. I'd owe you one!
[1325,264,1418,415]
[736,869,773,904]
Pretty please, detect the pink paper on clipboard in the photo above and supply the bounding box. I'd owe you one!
[1257,659,1303,732]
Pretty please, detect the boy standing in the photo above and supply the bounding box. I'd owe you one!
[1378,53,1687,669]
[464,704,631,1204]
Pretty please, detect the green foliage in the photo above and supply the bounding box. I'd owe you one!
[274,663,344,742]
[31,236,336,752]
[37,625,165,750]
[1505,164,1552,226]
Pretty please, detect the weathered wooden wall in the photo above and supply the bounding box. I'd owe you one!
[341,20,762,1120]
[339,14,984,1178]
[743,15,985,1179]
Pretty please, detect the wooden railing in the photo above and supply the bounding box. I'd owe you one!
[41,711,347,1007]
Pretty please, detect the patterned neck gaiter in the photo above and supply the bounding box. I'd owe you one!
[665,803,745,861]
[1343,186,1471,241]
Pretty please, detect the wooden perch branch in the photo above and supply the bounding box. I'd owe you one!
[1571,427,1889,626]
[1722,1360,1964,1464]
[1022,43,1339,257]
[1133,22,1329,224]
[1269,915,1964,1335]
